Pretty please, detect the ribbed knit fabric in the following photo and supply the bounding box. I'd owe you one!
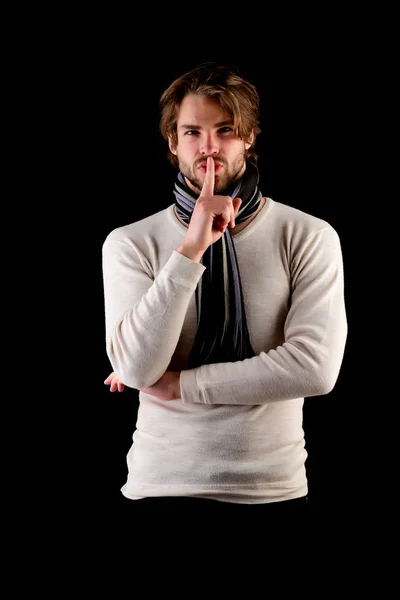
[102,197,347,503]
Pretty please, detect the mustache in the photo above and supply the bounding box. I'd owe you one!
[195,158,225,168]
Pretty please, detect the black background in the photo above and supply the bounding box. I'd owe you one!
[57,47,360,514]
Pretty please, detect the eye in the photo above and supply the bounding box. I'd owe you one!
[185,130,199,136]
[218,127,233,135]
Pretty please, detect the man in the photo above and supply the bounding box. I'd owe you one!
[102,62,347,512]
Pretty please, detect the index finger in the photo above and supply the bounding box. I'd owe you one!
[200,156,215,196]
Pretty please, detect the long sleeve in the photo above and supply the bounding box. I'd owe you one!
[102,238,205,389]
[180,225,347,405]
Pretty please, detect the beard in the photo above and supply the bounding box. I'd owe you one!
[178,154,247,196]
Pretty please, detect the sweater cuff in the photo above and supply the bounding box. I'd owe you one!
[162,250,206,288]
[180,368,204,404]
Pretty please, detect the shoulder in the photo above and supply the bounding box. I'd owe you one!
[103,205,172,246]
[269,198,334,231]
[268,198,340,242]
[266,198,343,267]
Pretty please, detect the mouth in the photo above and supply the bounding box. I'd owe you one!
[199,161,223,174]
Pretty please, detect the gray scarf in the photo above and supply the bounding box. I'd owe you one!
[173,161,262,368]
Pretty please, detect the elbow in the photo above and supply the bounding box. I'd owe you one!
[120,372,155,391]
[316,374,337,396]
[309,362,341,396]
[287,338,345,397]
[107,340,161,390]
[107,359,155,390]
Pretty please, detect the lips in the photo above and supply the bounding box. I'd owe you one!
[199,161,223,173]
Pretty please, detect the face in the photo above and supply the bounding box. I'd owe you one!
[168,94,254,195]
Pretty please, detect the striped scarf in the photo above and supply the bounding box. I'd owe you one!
[173,160,262,368]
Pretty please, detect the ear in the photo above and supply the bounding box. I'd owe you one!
[245,129,255,150]
[168,135,177,155]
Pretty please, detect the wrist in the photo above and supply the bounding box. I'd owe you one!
[176,244,203,263]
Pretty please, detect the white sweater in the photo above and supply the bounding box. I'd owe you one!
[102,198,347,503]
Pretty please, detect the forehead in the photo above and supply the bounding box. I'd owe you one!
[177,94,230,126]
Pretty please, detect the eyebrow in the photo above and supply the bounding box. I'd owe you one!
[178,120,233,130]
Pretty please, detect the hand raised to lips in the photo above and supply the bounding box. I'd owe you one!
[176,156,242,260]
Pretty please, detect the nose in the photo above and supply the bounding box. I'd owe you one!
[200,133,219,156]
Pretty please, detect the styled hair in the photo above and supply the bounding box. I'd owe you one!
[159,62,262,169]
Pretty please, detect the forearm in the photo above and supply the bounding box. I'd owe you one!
[104,248,205,389]
[180,226,348,405]
[180,328,347,405]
